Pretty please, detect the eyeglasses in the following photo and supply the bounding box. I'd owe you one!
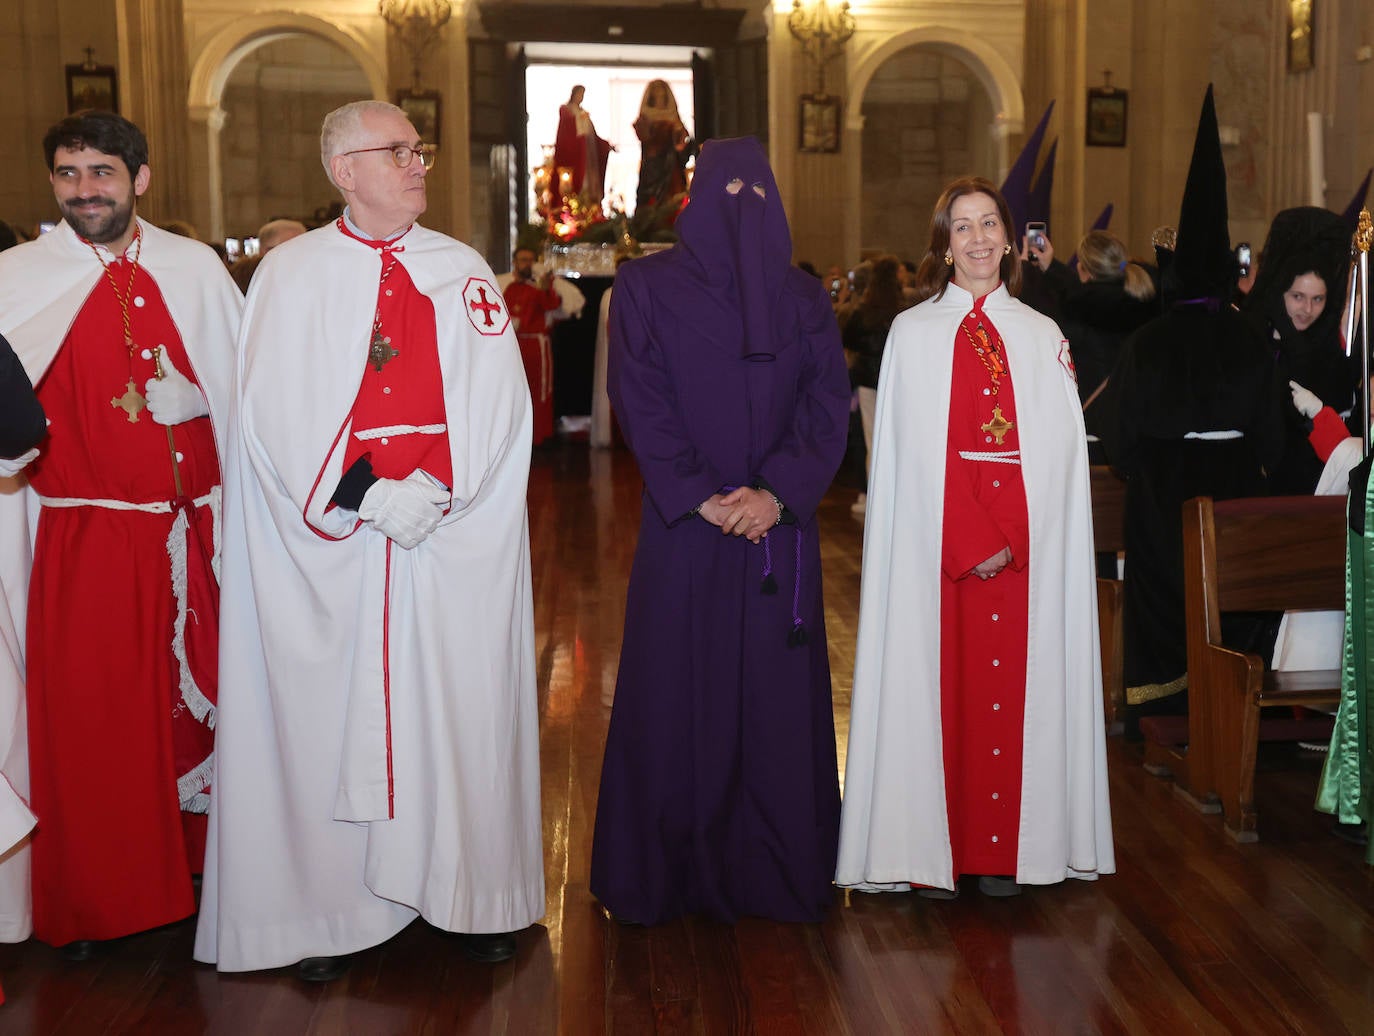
[341,143,437,170]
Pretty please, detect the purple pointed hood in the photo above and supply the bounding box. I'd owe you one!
[1027,137,1058,224]
[1001,101,1055,232]
[673,136,792,361]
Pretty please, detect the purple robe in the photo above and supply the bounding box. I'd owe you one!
[590,137,850,924]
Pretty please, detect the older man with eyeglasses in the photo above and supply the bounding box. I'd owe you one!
[194,100,543,982]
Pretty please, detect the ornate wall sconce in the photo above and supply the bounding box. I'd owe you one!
[787,0,855,97]
[378,0,453,90]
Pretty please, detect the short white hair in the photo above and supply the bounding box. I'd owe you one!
[320,100,407,189]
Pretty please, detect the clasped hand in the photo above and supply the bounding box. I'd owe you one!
[698,486,779,544]
[972,546,1012,580]
[359,469,451,549]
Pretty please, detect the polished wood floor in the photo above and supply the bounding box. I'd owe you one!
[2,441,1372,1034]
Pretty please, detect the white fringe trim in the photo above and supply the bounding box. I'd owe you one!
[166,508,216,729]
[178,752,214,813]
[208,484,222,583]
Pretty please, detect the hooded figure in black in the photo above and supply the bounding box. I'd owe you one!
[1242,206,1356,493]
[1102,86,1286,730]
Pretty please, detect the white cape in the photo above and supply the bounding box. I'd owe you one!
[0,219,241,942]
[194,222,544,971]
[836,283,1115,891]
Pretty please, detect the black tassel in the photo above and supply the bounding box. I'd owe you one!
[793,623,809,646]
[760,573,778,595]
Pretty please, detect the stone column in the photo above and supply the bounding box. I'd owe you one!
[116,0,193,226]
[187,103,226,243]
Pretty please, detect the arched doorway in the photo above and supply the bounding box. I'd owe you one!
[855,47,996,259]
[187,15,387,242]
[838,28,1023,267]
[219,36,372,240]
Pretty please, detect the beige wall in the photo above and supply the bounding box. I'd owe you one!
[0,0,120,236]
[220,37,369,237]
[5,1,1374,265]
[855,50,994,265]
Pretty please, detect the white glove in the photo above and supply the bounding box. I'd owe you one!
[0,447,38,478]
[358,469,450,549]
[1289,380,1323,420]
[145,353,209,426]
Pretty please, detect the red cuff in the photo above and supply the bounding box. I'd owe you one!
[1309,407,1350,463]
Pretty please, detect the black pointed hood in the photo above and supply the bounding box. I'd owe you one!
[1171,85,1234,300]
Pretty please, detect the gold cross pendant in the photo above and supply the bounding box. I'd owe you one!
[368,329,399,372]
[981,405,1014,445]
[111,379,146,423]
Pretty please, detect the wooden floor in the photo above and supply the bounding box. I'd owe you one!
[3,441,1373,1034]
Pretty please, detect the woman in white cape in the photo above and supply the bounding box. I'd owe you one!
[836,176,1114,898]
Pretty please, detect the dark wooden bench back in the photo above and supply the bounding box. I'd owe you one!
[1180,493,1347,840]
[1206,496,1347,615]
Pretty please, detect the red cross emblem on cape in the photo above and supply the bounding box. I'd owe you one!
[463,277,510,336]
[1057,340,1077,383]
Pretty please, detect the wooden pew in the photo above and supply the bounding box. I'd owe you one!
[1179,494,1345,841]
[1090,465,1127,734]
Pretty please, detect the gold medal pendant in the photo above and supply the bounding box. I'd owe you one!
[368,328,399,372]
[111,379,146,423]
[981,405,1014,446]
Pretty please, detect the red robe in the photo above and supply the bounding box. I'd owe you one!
[939,299,1030,878]
[553,104,611,205]
[26,260,219,946]
[337,224,453,490]
[503,279,562,445]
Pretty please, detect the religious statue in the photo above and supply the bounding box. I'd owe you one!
[553,85,612,211]
[633,80,695,221]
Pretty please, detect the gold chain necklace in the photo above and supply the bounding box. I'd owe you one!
[961,315,1015,446]
[86,225,148,423]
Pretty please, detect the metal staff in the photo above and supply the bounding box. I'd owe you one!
[152,346,186,498]
[1357,210,1368,450]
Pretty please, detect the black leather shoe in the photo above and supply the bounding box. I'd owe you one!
[59,939,98,962]
[1333,821,1369,847]
[977,875,1023,898]
[296,955,353,983]
[453,931,517,964]
[915,885,959,900]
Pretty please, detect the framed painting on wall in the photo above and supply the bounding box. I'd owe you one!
[798,94,840,154]
[1085,88,1128,148]
[65,65,118,114]
[396,89,442,148]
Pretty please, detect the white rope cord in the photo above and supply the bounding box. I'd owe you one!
[353,423,447,441]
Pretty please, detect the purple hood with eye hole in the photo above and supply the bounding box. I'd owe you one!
[671,136,792,361]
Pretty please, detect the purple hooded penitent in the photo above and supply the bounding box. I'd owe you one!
[590,136,851,925]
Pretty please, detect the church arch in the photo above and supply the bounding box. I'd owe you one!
[189,15,386,110]
[847,28,1023,137]
[186,14,387,240]
[838,27,1023,263]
